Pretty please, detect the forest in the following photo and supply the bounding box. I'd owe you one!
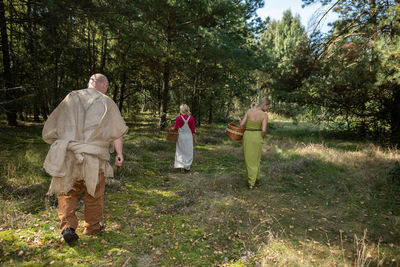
[1,0,400,266]
[1,0,399,143]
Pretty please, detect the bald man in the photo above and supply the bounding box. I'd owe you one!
[42,74,128,243]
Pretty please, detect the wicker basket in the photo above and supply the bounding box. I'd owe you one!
[163,131,179,142]
[226,121,245,141]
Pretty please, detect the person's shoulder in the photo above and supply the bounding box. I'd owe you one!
[66,89,81,96]
[88,90,116,104]
[63,90,81,100]
[72,88,91,94]
[102,93,115,103]
[247,108,256,114]
[72,89,111,101]
[69,89,97,98]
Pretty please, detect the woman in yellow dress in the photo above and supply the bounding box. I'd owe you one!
[236,98,270,189]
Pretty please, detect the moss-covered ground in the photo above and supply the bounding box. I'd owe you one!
[0,113,399,266]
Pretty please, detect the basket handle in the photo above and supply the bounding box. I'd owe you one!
[229,120,242,127]
[161,130,175,134]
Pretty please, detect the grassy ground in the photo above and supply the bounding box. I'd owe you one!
[0,113,400,266]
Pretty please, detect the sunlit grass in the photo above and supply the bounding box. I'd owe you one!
[0,116,399,266]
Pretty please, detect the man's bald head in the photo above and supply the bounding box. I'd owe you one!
[88,74,109,94]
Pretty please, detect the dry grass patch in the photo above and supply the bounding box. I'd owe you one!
[297,143,399,169]
[1,118,400,266]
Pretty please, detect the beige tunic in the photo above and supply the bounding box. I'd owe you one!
[42,89,128,197]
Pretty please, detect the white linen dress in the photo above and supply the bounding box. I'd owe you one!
[174,115,193,170]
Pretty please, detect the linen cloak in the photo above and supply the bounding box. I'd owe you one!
[42,89,128,197]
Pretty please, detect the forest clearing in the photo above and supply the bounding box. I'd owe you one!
[1,0,400,265]
[1,113,399,266]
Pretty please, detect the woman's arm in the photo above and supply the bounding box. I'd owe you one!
[189,116,196,144]
[261,113,268,138]
[173,116,181,131]
[238,111,248,128]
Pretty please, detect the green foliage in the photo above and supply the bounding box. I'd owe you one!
[297,0,400,143]
[258,10,311,119]
[2,0,400,144]
[0,0,264,127]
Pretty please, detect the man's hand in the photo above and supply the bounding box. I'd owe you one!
[115,154,124,166]
[113,136,124,166]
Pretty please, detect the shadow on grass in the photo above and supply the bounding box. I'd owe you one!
[1,116,400,266]
[178,131,400,265]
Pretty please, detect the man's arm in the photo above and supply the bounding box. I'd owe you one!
[113,136,124,166]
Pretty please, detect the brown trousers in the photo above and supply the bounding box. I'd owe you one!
[58,172,105,235]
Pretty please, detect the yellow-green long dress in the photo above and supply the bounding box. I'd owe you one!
[243,120,263,186]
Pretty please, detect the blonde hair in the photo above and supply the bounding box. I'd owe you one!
[256,97,270,109]
[179,104,190,114]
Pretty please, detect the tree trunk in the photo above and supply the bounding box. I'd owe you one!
[197,95,201,126]
[87,22,92,73]
[160,19,173,129]
[369,0,376,25]
[100,32,107,73]
[191,58,199,123]
[393,0,400,38]
[33,104,40,122]
[53,51,60,108]
[391,86,400,145]
[27,0,41,122]
[369,0,375,8]
[208,98,213,124]
[0,0,17,126]
[113,84,118,102]
[41,103,48,121]
[191,39,202,124]
[92,31,96,71]
[158,77,162,115]
[160,61,170,129]
[118,72,126,112]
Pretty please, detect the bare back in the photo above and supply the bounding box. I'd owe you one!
[246,108,265,122]
[239,108,268,137]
